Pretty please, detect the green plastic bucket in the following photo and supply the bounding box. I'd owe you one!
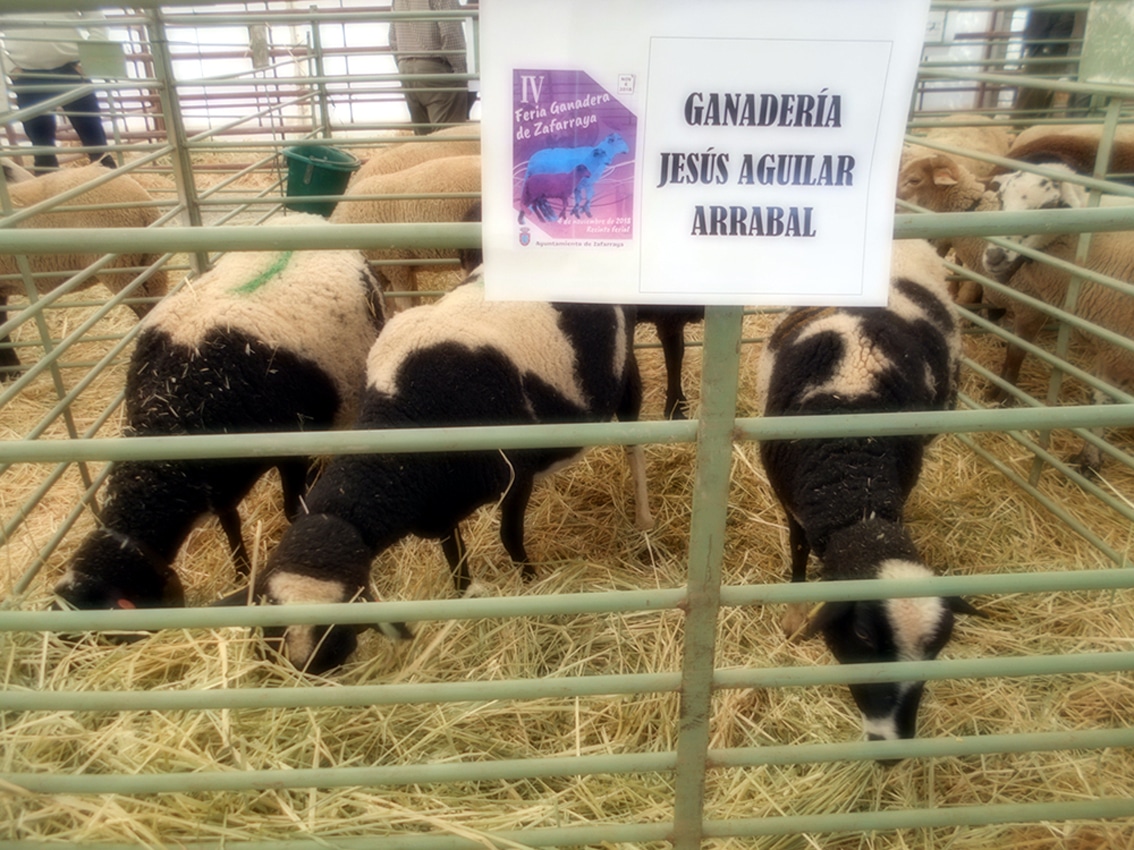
[282,145,361,217]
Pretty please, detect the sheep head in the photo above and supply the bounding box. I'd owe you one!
[983,164,1088,279]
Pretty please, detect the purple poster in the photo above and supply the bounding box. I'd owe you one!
[512,69,637,245]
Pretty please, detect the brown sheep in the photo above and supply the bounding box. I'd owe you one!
[896,153,999,306]
[901,113,1014,179]
[1,163,168,378]
[330,154,480,309]
[351,123,480,185]
[982,164,1134,470]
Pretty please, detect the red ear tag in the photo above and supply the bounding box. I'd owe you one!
[115,599,137,610]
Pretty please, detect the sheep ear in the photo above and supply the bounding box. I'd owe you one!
[947,596,986,617]
[1060,179,1088,209]
[803,600,852,638]
[931,163,958,186]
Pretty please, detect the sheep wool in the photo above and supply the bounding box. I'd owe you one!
[54,214,385,612]
[251,268,653,674]
[757,239,966,746]
[983,165,1134,468]
[1,163,168,377]
[145,214,383,422]
[330,154,480,308]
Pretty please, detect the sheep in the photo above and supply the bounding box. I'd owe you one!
[518,164,590,224]
[236,268,654,673]
[459,198,701,419]
[756,239,977,744]
[2,160,35,184]
[521,132,630,218]
[901,113,1013,179]
[633,305,705,419]
[1,163,168,379]
[896,153,1000,307]
[1002,123,1134,184]
[981,164,1134,470]
[352,123,480,185]
[53,213,386,611]
[330,154,480,309]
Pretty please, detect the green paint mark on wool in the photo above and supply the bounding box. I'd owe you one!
[231,251,293,294]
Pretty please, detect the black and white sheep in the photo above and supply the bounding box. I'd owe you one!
[981,164,1134,469]
[243,268,654,673]
[756,239,976,744]
[1,163,168,379]
[54,214,385,611]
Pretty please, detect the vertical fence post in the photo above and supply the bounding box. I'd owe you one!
[671,305,743,849]
[146,8,209,276]
[309,5,332,138]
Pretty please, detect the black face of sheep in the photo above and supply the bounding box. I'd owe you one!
[55,528,186,611]
[240,513,411,675]
[809,587,956,744]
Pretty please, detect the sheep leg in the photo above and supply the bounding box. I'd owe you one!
[654,316,688,419]
[612,349,654,531]
[1068,384,1111,473]
[0,296,19,380]
[625,445,654,531]
[499,471,535,579]
[989,306,1046,403]
[216,506,251,577]
[277,459,309,522]
[781,516,812,639]
[439,527,471,594]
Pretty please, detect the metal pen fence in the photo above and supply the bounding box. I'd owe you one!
[1,1,1133,848]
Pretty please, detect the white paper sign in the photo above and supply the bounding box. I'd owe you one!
[481,0,931,306]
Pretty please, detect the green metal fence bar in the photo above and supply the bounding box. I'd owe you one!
[5,725,1134,797]
[2,405,1133,466]
[2,794,1131,850]
[7,204,1134,259]
[2,650,1131,715]
[672,306,744,850]
[5,565,1133,633]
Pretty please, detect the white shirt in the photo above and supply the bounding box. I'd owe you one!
[0,11,109,73]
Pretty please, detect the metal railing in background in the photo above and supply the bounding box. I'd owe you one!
[1,1,1133,847]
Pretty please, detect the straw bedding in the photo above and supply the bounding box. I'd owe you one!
[1,248,1133,848]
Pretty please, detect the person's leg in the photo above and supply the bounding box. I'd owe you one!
[12,72,61,172]
[399,57,465,134]
[60,86,113,165]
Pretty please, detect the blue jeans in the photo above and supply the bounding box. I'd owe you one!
[10,63,111,172]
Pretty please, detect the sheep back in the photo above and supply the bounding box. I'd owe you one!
[352,124,480,184]
[330,155,480,301]
[757,239,961,553]
[144,213,385,424]
[1005,123,1134,179]
[1,163,167,306]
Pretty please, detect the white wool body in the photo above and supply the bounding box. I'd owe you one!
[145,214,381,423]
[366,271,621,412]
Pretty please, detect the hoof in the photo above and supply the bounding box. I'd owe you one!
[781,603,811,640]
